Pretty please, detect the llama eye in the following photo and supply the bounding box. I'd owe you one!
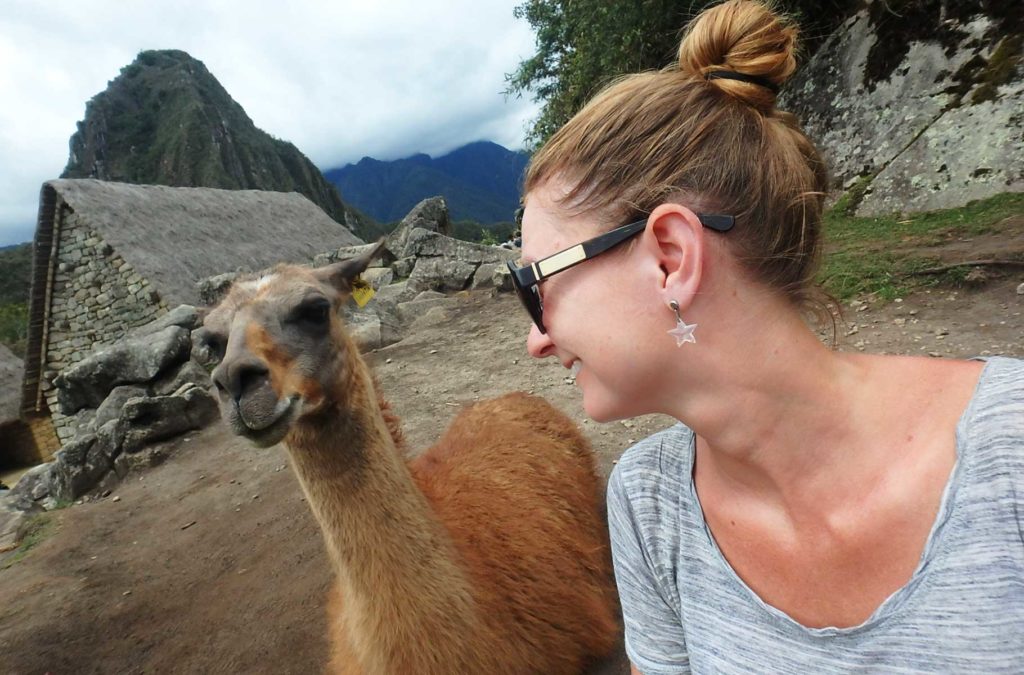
[292,299,331,327]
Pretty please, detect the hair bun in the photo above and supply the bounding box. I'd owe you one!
[678,0,798,111]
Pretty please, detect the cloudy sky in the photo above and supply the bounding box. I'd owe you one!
[0,0,543,246]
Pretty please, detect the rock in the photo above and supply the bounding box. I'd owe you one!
[197,272,242,306]
[348,315,382,351]
[190,329,221,369]
[391,257,415,278]
[407,257,478,294]
[10,463,55,502]
[94,385,149,430]
[380,281,415,302]
[132,305,200,337]
[93,419,127,462]
[58,434,97,467]
[119,387,217,454]
[0,492,44,552]
[66,407,97,438]
[401,228,518,264]
[54,325,191,414]
[52,435,112,502]
[413,291,446,302]
[361,267,394,290]
[471,263,499,290]
[1017,282,1024,295]
[490,264,513,292]
[780,9,1024,216]
[385,197,451,257]
[152,360,210,396]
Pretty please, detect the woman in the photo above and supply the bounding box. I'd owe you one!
[507,1,1024,672]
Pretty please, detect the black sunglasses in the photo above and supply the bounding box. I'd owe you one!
[506,213,735,333]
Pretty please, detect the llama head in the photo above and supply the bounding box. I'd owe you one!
[198,243,383,447]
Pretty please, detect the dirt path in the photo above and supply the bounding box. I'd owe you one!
[2,277,1022,674]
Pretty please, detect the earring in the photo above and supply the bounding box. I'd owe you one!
[667,300,697,346]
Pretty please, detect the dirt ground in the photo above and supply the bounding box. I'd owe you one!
[2,272,1022,675]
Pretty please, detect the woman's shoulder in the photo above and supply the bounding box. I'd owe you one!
[608,422,696,511]
[960,355,1024,459]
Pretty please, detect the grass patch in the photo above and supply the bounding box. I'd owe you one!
[820,192,1024,301]
[2,512,57,569]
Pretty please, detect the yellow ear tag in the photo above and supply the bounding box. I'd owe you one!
[351,276,375,308]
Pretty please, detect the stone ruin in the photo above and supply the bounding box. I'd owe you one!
[0,196,518,549]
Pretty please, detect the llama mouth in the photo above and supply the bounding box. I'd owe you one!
[232,396,300,448]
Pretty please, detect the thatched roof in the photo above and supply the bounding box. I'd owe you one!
[0,344,23,424]
[43,179,364,306]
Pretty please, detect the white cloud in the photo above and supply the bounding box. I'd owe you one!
[0,0,542,245]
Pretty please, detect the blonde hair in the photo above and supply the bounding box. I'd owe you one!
[524,0,832,319]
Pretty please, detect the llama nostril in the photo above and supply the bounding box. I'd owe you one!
[232,361,270,401]
[213,359,269,401]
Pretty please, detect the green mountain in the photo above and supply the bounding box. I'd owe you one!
[62,49,371,237]
[324,141,529,224]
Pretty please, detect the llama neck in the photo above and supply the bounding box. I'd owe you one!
[284,352,480,672]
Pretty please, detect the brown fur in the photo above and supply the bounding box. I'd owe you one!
[205,260,619,674]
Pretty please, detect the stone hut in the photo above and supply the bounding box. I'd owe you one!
[17,179,363,456]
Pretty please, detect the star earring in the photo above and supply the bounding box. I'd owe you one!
[667,300,697,346]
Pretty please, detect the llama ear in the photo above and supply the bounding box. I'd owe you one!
[316,240,387,293]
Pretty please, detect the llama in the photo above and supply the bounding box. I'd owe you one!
[198,243,619,674]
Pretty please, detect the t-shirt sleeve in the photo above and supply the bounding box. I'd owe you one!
[607,462,690,674]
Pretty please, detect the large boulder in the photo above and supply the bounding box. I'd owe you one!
[386,197,452,258]
[119,386,218,454]
[10,463,55,503]
[152,359,210,396]
[407,257,479,293]
[781,8,1024,215]
[93,385,150,430]
[50,434,111,503]
[54,325,191,414]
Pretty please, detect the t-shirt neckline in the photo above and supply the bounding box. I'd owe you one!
[685,357,993,637]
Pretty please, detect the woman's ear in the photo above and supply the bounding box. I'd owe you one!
[643,203,705,310]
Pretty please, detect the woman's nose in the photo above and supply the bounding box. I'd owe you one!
[526,322,556,359]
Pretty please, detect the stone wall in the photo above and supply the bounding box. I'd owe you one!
[41,205,167,441]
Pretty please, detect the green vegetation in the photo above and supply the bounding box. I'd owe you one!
[451,219,517,246]
[507,0,856,146]
[2,513,56,569]
[820,192,1024,300]
[0,303,29,356]
[0,243,31,356]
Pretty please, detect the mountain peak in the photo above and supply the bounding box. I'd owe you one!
[62,49,368,235]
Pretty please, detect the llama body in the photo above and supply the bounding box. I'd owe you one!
[201,246,618,674]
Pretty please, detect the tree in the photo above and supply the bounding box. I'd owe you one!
[507,0,856,147]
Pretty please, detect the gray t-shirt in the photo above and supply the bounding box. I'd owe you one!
[608,356,1024,674]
